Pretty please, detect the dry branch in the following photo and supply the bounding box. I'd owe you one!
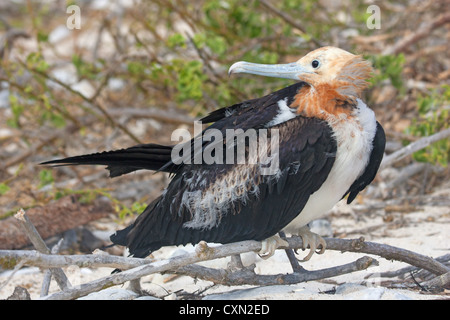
[174,256,376,286]
[316,237,449,276]
[375,253,450,279]
[5,236,445,275]
[1,234,448,300]
[421,271,450,290]
[382,12,450,55]
[0,28,30,59]
[380,127,450,170]
[19,62,142,144]
[14,209,70,291]
[2,203,447,299]
[40,239,64,297]
[0,249,152,270]
[108,107,194,125]
[259,0,323,47]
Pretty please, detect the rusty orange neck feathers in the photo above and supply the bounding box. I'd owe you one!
[291,49,373,120]
[228,46,374,121]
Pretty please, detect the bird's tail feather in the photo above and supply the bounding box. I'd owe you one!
[41,143,176,177]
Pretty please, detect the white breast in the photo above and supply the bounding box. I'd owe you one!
[283,99,377,234]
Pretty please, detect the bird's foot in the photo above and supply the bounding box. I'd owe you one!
[296,226,327,262]
[258,235,288,259]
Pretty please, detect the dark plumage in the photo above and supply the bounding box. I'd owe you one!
[43,47,385,261]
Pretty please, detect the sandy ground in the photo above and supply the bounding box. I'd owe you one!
[1,199,448,300]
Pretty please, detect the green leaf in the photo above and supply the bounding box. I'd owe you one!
[175,60,206,102]
[38,169,54,188]
[37,31,49,42]
[167,33,186,49]
[26,52,49,73]
[131,202,147,214]
[193,33,207,49]
[0,183,10,196]
[367,54,405,92]
[49,112,66,128]
[206,35,227,56]
[7,94,24,128]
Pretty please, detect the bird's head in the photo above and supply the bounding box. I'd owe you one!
[229,47,374,119]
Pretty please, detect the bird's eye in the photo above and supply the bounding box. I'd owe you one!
[312,60,320,69]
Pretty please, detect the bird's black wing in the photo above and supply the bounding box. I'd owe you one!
[344,122,385,204]
[112,85,336,257]
[41,143,178,177]
[41,82,307,177]
[200,82,307,124]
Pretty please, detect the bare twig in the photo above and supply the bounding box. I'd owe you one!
[108,107,194,125]
[0,28,30,59]
[279,231,306,273]
[382,12,450,55]
[1,234,448,299]
[41,240,262,300]
[0,116,97,171]
[380,127,450,170]
[374,253,450,279]
[0,260,26,293]
[2,131,60,170]
[228,255,244,271]
[317,237,449,276]
[0,249,153,270]
[420,271,450,290]
[174,256,377,286]
[259,0,323,48]
[40,238,64,297]
[14,209,71,291]
[3,237,448,278]
[18,61,142,144]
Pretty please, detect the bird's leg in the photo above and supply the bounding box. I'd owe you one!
[278,231,308,273]
[258,235,288,259]
[296,225,327,262]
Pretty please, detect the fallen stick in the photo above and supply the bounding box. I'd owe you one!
[1,234,448,299]
[375,254,450,281]
[2,237,447,276]
[174,256,377,286]
[14,209,71,291]
[40,239,64,297]
[420,271,450,290]
[0,249,152,270]
[319,237,449,276]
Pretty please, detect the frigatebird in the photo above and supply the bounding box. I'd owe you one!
[42,47,385,261]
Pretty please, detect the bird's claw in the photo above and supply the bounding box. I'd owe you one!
[258,235,289,259]
[296,226,327,262]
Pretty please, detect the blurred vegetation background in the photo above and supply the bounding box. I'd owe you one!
[0,0,449,219]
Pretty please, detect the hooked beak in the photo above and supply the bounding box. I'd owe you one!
[228,61,311,81]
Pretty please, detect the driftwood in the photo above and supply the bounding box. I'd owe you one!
[1,236,448,299]
[2,237,448,278]
[0,210,448,300]
[0,195,113,250]
[13,209,70,291]
[0,240,378,300]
